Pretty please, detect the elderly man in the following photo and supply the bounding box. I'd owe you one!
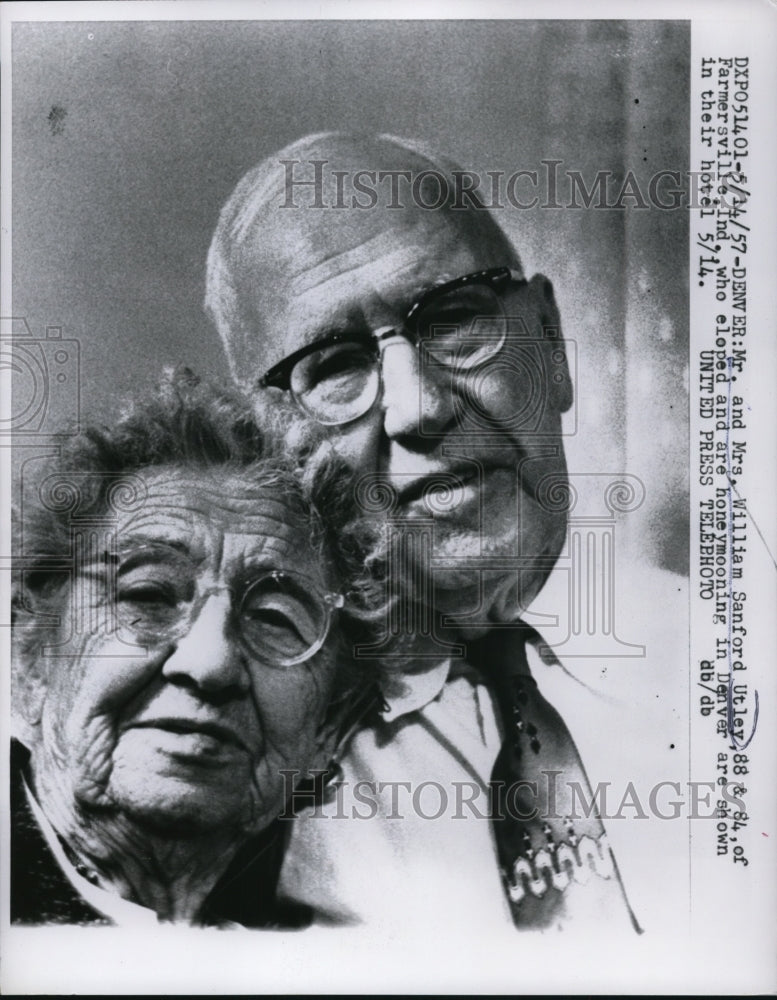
[205,133,639,933]
[11,375,378,926]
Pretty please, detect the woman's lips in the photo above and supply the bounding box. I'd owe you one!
[129,718,248,756]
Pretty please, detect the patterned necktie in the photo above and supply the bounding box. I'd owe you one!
[470,625,642,932]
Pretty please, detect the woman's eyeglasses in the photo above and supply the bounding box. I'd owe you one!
[103,548,344,667]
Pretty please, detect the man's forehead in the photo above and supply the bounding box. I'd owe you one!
[281,233,473,320]
[243,205,502,360]
[282,227,435,298]
[265,193,479,275]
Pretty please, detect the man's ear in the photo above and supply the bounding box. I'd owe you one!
[526,273,574,415]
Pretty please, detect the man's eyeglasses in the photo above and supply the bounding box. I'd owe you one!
[258,266,526,426]
[100,548,344,667]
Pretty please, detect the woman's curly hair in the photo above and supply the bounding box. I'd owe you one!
[12,369,388,731]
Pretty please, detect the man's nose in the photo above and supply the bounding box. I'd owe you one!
[161,594,250,700]
[379,336,455,442]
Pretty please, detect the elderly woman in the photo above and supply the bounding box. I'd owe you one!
[11,375,378,927]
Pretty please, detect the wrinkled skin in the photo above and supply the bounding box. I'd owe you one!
[220,138,573,625]
[21,468,341,841]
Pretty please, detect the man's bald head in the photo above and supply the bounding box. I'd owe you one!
[204,132,572,625]
[205,132,521,382]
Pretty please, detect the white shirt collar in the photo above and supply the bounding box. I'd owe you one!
[377,627,561,725]
[380,657,452,722]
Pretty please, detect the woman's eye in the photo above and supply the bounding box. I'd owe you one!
[242,604,311,640]
[243,605,293,628]
[115,580,184,631]
[119,584,177,607]
[239,589,321,662]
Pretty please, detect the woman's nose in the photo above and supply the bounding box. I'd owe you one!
[379,336,455,442]
[161,594,250,699]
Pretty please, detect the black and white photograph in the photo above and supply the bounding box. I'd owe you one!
[2,1,775,993]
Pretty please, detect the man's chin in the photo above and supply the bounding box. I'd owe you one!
[426,520,560,629]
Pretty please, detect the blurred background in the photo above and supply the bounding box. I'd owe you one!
[11,19,689,573]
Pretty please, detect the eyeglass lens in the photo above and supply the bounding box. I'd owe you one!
[289,282,506,424]
[114,558,332,666]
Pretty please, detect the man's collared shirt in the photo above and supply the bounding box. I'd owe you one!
[278,654,517,931]
[277,564,688,935]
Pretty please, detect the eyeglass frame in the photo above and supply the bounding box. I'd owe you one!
[256,266,527,423]
[97,554,346,668]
